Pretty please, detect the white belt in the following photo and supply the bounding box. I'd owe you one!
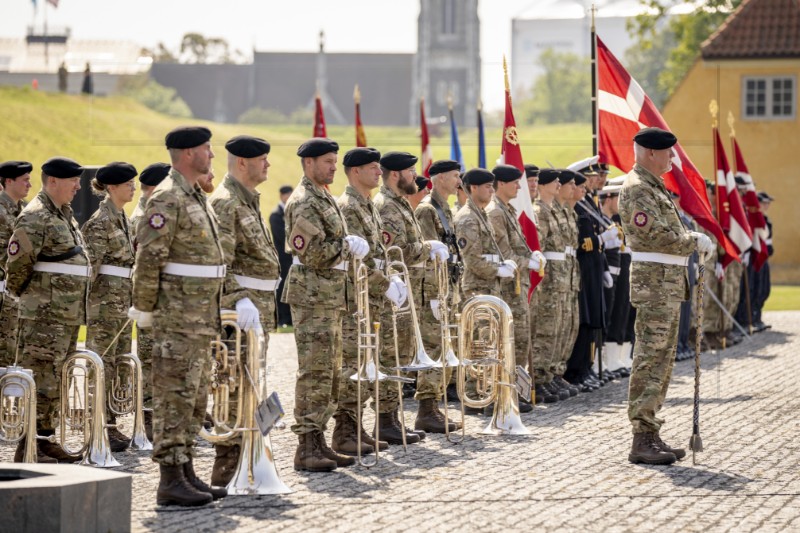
[293,256,348,271]
[481,254,501,264]
[33,262,91,277]
[0,281,5,292]
[766,239,773,245]
[631,251,689,267]
[409,261,426,268]
[98,265,133,279]
[543,251,566,261]
[374,259,385,270]
[163,262,226,278]
[609,265,621,276]
[621,248,632,255]
[565,246,576,257]
[234,274,280,291]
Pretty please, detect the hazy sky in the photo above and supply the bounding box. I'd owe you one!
[1,0,635,110]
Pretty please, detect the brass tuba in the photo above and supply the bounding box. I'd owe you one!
[0,366,37,462]
[457,295,530,436]
[108,352,151,450]
[201,311,291,495]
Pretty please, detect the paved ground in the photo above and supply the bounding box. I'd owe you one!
[3,310,799,532]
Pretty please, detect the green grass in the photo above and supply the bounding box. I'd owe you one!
[764,285,800,311]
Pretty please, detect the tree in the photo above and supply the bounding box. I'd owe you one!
[516,49,591,125]
[117,74,192,118]
[140,43,178,63]
[179,32,244,64]
[624,27,676,108]
[238,107,289,125]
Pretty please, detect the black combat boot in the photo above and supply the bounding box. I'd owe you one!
[38,429,82,463]
[414,398,457,433]
[211,443,241,487]
[293,432,336,472]
[332,414,374,456]
[316,431,355,467]
[144,409,153,441]
[654,432,687,460]
[534,383,557,404]
[184,458,227,500]
[156,464,213,507]
[375,409,420,445]
[553,376,579,397]
[628,432,677,465]
[544,381,570,401]
[107,426,131,453]
[517,396,534,413]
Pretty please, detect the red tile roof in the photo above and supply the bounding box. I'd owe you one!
[701,0,800,60]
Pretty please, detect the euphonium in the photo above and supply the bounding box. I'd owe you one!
[201,311,291,495]
[0,366,37,462]
[457,295,530,436]
[108,352,151,450]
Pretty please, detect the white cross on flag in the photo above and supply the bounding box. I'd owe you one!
[731,137,769,271]
[713,128,752,257]
[596,36,739,264]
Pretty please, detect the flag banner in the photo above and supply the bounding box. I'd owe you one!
[354,85,367,147]
[714,128,752,257]
[449,103,465,171]
[595,36,739,264]
[313,92,326,138]
[731,137,769,271]
[420,98,433,178]
[477,103,487,169]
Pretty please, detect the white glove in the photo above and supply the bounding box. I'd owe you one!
[691,231,714,255]
[430,299,441,321]
[742,251,750,267]
[599,226,620,245]
[497,263,515,278]
[235,298,261,331]
[385,275,408,307]
[128,306,153,329]
[603,236,623,250]
[603,271,613,288]
[528,250,546,271]
[715,262,724,280]
[427,240,449,262]
[344,235,369,260]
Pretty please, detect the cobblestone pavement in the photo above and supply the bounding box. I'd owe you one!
[3,311,799,532]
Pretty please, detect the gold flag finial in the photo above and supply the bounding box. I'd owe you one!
[503,55,510,93]
[709,99,719,128]
[477,99,483,112]
[354,84,361,104]
[727,111,735,137]
[447,91,453,111]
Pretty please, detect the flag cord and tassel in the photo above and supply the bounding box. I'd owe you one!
[690,253,707,465]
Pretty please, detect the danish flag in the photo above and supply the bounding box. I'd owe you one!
[713,128,752,258]
[420,98,433,178]
[731,137,769,271]
[595,36,739,264]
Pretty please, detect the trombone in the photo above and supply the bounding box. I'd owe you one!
[201,311,291,495]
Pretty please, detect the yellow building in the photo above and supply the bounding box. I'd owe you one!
[663,0,800,283]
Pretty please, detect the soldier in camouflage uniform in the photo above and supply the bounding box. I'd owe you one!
[6,157,88,464]
[282,138,369,471]
[332,147,401,454]
[374,151,448,443]
[0,161,32,367]
[619,127,713,465]
[130,162,170,439]
[131,126,227,506]
[83,162,138,453]
[487,164,544,412]
[208,135,282,485]
[415,159,463,432]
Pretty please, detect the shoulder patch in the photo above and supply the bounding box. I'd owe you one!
[292,234,306,250]
[457,237,467,248]
[8,240,19,256]
[633,211,649,228]
[382,230,393,246]
[148,213,166,229]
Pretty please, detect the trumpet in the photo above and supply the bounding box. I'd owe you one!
[0,366,37,462]
[201,311,291,495]
[108,352,151,450]
[457,295,530,436]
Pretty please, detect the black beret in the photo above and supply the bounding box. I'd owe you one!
[429,159,461,176]
[415,176,430,192]
[225,135,271,158]
[633,127,677,150]
[343,147,380,167]
[139,163,171,186]
[380,151,418,172]
[96,162,137,185]
[492,164,523,183]
[42,157,83,179]
[297,137,339,158]
[524,164,539,178]
[165,126,212,149]
[557,169,574,185]
[0,161,33,180]
[574,172,587,186]
[279,185,294,195]
[538,168,560,185]
[463,168,494,187]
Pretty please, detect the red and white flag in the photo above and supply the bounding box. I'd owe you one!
[419,98,433,177]
[713,129,752,257]
[731,137,768,271]
[313,91,326,138]
[501,57,542,298]
[595,36,739,265]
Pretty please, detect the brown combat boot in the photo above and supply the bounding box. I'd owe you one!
[293,432,337,472]
[414,398,457,434]
[144,409,153,441]
[628,432,677,465]
[38,430,82,463]
[107,426,131,453]
[211,444,241,487]
[332,414,374,456]
[376,409,420,445]
[183,458,227,500]
[359,423,389,451]
[654,432,687,460]
[14,437,57,464]
[316,431,355,467]
[156,464,213,507]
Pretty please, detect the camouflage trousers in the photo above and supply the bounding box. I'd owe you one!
[552,292,579,377]
[703,266,724,333]
[136,325,155,407]
[336,304,377,420]
[725,262,743,331]
[151,330,213,466]
[628,300,681,434]
[502,284,530,371]
[291,306,343,435]
[17,319,79,431]
[0,296,19,367]
[530,289,564,384]
[415,296,455,402]
[86,316,133,423]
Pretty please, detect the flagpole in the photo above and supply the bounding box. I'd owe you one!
[710,99,726,350]
[727,113,753,335]
[590,3,599,156]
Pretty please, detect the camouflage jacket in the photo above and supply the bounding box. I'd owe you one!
[281,175,351,311]
[337,184,390,306]
[0,192,25,279]
[130,195,147,242]
[454,200,501,296]
[487,197,532,295]
[373,185,431,285]
[132,169,224,335]
[554,201,580,293]
[6,190,89,325]
[415,188,459,306]
[619,163,696,303]
[209,174,280,329]
[534,199,568,293]
[82,196,134,321]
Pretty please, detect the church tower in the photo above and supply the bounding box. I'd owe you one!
[413,0,481,127]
